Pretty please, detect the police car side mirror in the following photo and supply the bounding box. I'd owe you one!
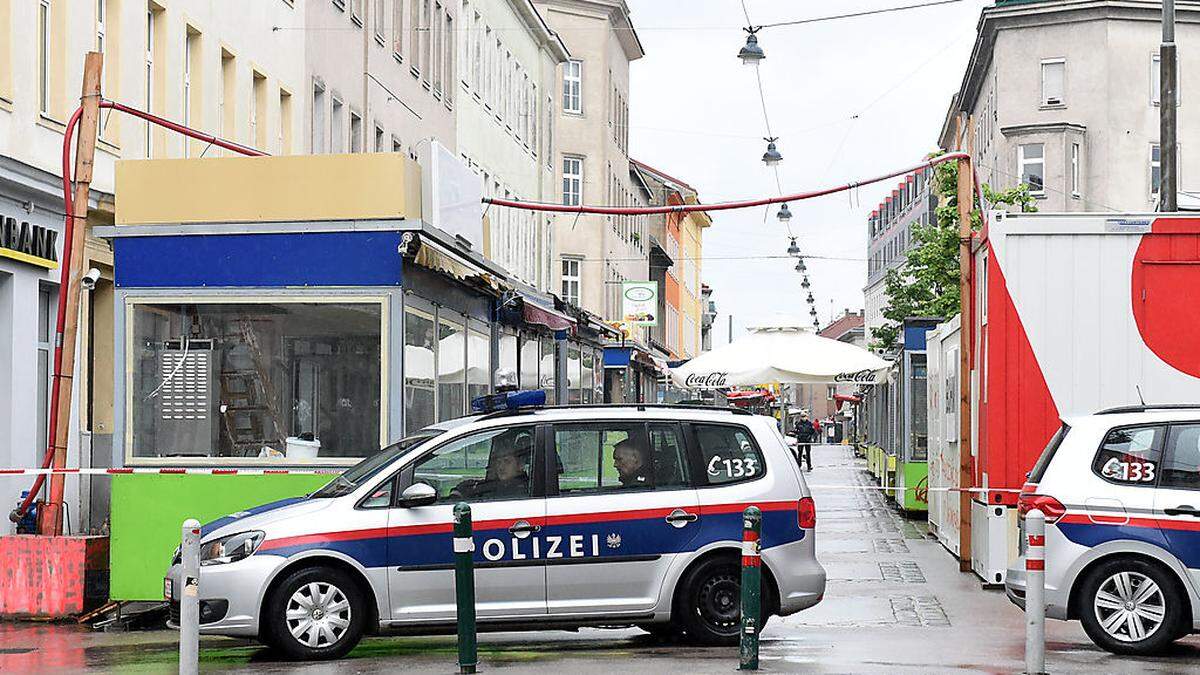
[399,482,438,507]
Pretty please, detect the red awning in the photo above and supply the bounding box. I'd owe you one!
[523,302,575,332]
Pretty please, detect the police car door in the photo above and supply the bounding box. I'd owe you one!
[386,424,547,623]
[1153,423,1200,590]
[543,421,701,616]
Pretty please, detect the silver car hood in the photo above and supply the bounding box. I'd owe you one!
[201,497,335,541]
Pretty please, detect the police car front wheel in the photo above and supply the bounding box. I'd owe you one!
[263,566,368,661]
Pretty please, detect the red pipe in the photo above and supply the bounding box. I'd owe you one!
[483,152,970,215]
[10,100,266,526]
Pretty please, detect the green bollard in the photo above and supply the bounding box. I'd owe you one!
[739,505,762,671]
[453,502,478,674]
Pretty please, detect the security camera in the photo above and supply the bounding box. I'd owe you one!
[81,268,101,290]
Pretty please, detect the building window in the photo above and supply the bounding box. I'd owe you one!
[312,82,327,153]
[1017,143,1044,196]
[36,285,54,459]
[220,49,235,149]
[563,59,582,114]
[1040,59,1064,106]
[252,71,267,150]
[144,6,161,156]
[392,0,404,58]
[38,0,50,114]
[95,0,106,54]
[1150,53,1181,106]
[349,110,363,152]
[1071,142,1080,198]
[561,257,581,306]
[374,124,385,152]
[562,156,583,206]
[373,0,385,43]
[331,97,345,152]
[444,11,454,106]
[419,0,431,82]
[183,29,200,157]
[1150,143,1177,199]
[280,88,293,154]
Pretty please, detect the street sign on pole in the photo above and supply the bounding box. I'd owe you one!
[621,281,658,327]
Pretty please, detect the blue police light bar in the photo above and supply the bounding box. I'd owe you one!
[471,389,547,413]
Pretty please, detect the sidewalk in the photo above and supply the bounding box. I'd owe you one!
[2,444,1197,673]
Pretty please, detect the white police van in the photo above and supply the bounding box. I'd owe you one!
[165,397,826,660]
[1007,405,1200,655]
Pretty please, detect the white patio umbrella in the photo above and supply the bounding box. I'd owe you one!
[669,325,890,389]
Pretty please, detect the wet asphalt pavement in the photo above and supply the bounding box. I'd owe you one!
[4,443,1200,673]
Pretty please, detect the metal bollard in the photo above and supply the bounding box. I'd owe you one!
[180,518,201,675]
[1025,509,1046,675]
[453,503,478,674]
[739,506,762,671]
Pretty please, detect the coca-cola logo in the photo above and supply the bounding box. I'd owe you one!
[834,369,877,384]
[684,372,729,388]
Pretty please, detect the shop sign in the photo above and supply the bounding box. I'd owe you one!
[621,281,658,326]
[1,216,59,269]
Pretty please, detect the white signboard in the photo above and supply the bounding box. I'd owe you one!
[621,281,658,327]
[418,140,484,251]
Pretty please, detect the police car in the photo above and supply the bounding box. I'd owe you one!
[1006,405,1200,655]
[165,399,826,660]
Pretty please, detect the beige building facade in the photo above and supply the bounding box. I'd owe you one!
[456,0,567,292]
[941,0,1200,211]
[534,0,645,322]
[0,0,304,533]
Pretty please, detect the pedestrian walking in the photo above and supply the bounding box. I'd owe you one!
[793,414,814,471]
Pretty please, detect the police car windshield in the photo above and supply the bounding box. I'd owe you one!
[310,429,443,498]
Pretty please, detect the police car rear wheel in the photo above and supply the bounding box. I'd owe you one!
[265,566,367,660]
[677,557,769,646]
[1078,558,1184,656]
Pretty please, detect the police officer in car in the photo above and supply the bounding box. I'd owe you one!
[453,431,531,499]
[613,438,651,489]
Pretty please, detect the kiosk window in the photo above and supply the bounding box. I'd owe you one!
[129,300,383,461]
[693,424,765,485]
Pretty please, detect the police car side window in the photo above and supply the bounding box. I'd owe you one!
[1092,425,1163,486]
[413,426,535,503]
[649,423,690,489]
[693,424,765,486]
[553,423,651,493]
[1160,424,1200,490]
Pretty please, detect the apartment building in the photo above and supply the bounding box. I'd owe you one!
[456,0,568,292]
[940,0,1200,211]
[533,0,646,322]
[0,0,305,533]
[630,159,708,361]
[863,168,936,341]
[306,0,456,158]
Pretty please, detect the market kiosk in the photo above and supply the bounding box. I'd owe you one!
[97,152,582,600]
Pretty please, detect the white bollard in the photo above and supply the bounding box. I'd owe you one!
[180,518,201,675]
[1025,509,1046,675]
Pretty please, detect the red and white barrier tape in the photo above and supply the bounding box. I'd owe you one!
[0,467,346,476]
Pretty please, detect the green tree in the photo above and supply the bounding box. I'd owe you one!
[870,159,1037,351]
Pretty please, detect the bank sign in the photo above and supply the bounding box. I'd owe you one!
[1,216,59,269]
[621,281,658,327]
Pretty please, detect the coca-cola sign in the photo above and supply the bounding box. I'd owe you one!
[684,372,729,388]
[834,369,878,384]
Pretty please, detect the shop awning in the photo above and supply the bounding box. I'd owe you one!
[414,239,501,292]
[522,301,575,332]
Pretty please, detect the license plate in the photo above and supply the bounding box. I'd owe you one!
[164,577,174,600]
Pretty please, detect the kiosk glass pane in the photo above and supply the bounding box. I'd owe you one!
[130,301,383,461]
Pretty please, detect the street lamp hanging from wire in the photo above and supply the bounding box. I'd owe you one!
[777,202,792,223]
[738,27,765,66]
[762,137,783,166]
[786,237,800,256]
